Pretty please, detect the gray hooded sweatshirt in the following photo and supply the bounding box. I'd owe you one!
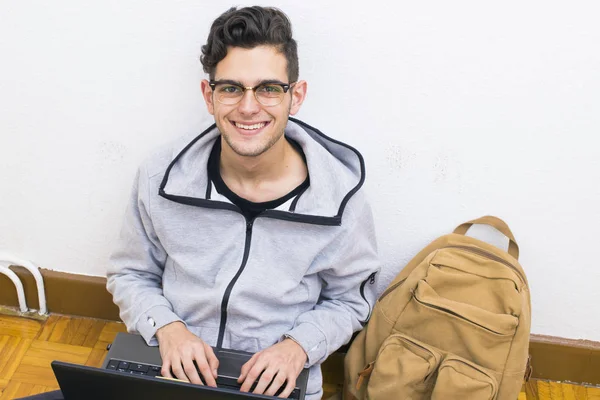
[107,118,380,399]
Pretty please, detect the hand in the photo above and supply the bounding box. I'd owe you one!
[238,338,307,398]
[155,321,219,387]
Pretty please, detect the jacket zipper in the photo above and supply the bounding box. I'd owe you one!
[359,272,377,325]
[216,218,254,349]
[444,245,525,285]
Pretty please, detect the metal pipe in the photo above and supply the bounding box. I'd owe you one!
[0,264,28,312]
[0,252,47,315]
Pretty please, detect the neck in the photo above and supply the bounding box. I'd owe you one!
[220,136,289,184]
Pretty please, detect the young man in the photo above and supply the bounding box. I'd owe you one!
[106,6,380,400]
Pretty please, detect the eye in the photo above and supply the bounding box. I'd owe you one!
[218,85,242,94]
[257,84,284,94]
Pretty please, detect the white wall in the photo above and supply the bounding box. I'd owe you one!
[1,1,599,341]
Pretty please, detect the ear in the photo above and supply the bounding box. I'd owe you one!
[289,80,307,116]
[201,79,215,115]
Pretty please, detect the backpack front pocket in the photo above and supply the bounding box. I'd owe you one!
[366,334,442,400]
[431,355,498,400]
[397,279,518,371]
[427,247,523,317]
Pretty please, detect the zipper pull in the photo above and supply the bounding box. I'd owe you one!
[246,220,253,231]
[369,272,376,284]
[355,362,375,390]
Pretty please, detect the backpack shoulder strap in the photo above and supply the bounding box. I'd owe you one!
[453,215,519,259]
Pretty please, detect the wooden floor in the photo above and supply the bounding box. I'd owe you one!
[1,314,600,399]
[0,314,127,399]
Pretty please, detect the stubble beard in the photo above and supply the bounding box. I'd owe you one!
[221,124,286,158]
[220,103,292,157]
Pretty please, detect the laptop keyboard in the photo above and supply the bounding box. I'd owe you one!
[106,359,161,377]
[106,359,301,399]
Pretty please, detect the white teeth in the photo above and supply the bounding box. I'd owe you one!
[235,122,266,130]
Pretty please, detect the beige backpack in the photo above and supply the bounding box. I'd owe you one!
[344,216,531,400]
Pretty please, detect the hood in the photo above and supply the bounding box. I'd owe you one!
[158,117,365,226]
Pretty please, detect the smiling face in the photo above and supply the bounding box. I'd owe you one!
[201,45,306,158]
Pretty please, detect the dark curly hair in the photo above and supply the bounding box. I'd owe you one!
[200,6,299,82]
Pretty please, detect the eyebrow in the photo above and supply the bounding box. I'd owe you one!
[212,79,288,87]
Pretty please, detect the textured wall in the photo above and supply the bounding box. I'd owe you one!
[1,1,599,340]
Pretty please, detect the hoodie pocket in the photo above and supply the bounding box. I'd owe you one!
[365,334,442,400]
[431,355,498,400]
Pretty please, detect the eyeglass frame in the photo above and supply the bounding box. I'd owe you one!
[209,79,296,106]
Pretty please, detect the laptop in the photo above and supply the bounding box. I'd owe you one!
[51,332,309,400]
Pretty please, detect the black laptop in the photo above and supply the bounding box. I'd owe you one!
[51,332,309,400]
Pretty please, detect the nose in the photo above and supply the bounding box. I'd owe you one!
[237,89,261,115]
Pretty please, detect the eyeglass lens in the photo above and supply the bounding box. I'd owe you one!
[214,84,286,106]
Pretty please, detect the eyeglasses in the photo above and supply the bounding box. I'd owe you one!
[209,80,296,106]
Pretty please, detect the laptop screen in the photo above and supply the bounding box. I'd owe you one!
[52,361,285,400]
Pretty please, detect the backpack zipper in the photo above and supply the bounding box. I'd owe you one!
[378,278,407,302]
[443,245,525,286]
[413,293,516,335]
[378,245,524,303]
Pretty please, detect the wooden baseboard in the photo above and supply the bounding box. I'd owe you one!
[528,334,600,384]
[0,265,119,321]
[1,267,599,384]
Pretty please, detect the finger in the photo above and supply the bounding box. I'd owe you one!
[196,358,217,387]
[264,370,287,397]
[239,357,263,393]
[252,367,278,395]
[192,345,217,387]
[204,342,220,379]
[169,359,190,382]
[160,360,173,379]
[182,357,203,385]
[278,375,297,398]
[238,353,258,384]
